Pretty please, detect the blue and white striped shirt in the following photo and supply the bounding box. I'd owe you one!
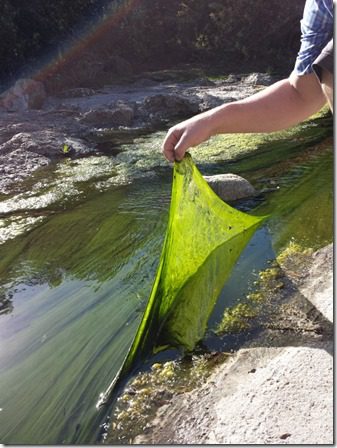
[293,0,333,75]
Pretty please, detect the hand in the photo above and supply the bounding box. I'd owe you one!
[162,112,214,162]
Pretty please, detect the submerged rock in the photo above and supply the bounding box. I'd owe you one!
[204,173,256,201]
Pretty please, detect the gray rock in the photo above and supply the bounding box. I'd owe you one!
[0,131,92,158]
[132,78,158,88]
[242,73,274,86]
[139,94,199,121]
[0,131,93,193]
[80,104,134,127]
[59,87,96,98]
[0,78,47,111]
[199,94,225,111]
[226,74,242,83]
[298,244,333,322]
[204,173,256,201]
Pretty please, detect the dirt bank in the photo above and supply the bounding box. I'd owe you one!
[133,244,333,445]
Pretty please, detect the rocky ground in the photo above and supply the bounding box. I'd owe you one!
[133,244,333,445]
[0,72,274,195]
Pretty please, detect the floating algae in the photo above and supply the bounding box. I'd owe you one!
[98,154,264,407]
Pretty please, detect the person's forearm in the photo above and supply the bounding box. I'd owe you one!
[207,76,326,136]
[162,73,326,161]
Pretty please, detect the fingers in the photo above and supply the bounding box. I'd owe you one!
[173,132,189,161]
[162,126,189,162]
[162,127,180,162]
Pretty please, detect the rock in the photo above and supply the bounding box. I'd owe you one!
[204,173,256,201]
[139,94,199,121]
[198,94,225,111]
[132,78,158,88]
[80,104,134,127]
[226,74,242,83]
[242,73,274,86]
[59,87,96,98]
[132,245,333,445]
[0,131,93,193]
[299,244,333,322]
[0,148,50,193]
[102,54,133,77]
[0,78,46,111]
[0,131,92,158]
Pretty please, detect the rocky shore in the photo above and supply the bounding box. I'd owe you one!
[133,244,333,445]
[0,72,332,445]
[0,72,274,195]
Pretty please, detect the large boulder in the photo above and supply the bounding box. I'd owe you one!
[0,130,93,193]
[0,131,92,158]
[204,173,256,201]
[0,78,47,111]
[139,94,199,122]
[80,103,134,127]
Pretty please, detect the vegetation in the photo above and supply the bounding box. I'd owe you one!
[1,0,305,91]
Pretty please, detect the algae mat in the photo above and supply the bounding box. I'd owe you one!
[98,154,264,406]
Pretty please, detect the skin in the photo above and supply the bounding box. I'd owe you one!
[162,72,332,162]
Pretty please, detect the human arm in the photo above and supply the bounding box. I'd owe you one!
[162,72,326,162]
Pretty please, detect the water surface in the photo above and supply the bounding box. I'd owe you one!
[0,117,333,444]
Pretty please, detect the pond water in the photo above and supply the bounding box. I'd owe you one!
[0,114,332,444]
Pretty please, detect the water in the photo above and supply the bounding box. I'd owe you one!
[0,116,333,444]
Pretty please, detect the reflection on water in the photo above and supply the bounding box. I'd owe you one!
[0,179,170,444]
[0,121,333,444]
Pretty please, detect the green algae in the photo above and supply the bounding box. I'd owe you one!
[98,154,264,406]
[0,104,333,444]
[106,352,228,444]
[255,150,333,252]
[192,108,331,170]
[217,302,257,334]
[107,239,326,443]
[216,240,317,337]
[276,240,313,270]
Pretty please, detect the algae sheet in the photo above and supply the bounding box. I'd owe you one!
[98,154,264,406]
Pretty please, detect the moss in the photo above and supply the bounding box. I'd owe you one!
[106,353,227,443]
[215,244,308,336]
[276,240,314,279]
[258,266,284,291]
[106,239,320,443]
[276,240,313,266]
[192,107,331,167]
[246,292,264,303]
[216,303,257,334]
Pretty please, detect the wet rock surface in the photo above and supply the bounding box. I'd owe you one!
[133,244,333,445]
[0,72,274,195]
[79,103,135,127]
[204,173,256,201]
